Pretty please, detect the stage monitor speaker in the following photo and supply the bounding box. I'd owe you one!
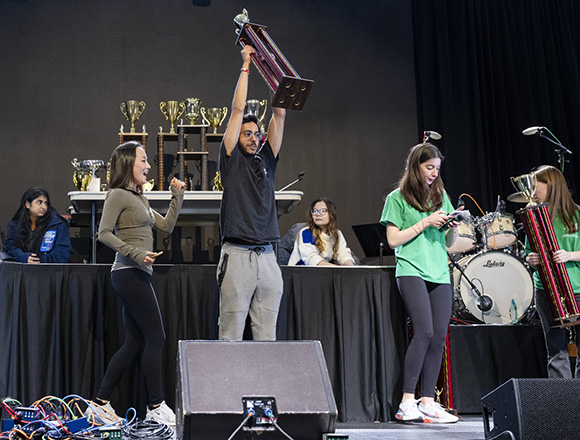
[175,340,338,440]
[481,378,580,440]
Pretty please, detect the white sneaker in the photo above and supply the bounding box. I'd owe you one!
[418,402,459,424]
[85,401,121,424]
[145,401,176,428]
[395,399,423,422]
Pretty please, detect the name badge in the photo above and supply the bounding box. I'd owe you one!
[40,230,57,252]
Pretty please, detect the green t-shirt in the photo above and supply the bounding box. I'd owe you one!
[380,188,454,284]
[524,213,580,292]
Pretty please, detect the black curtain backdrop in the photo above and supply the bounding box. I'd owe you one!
[0,262,407,423]
[413,0,580,213]
[0,0,417,260]
[0,262,548,419]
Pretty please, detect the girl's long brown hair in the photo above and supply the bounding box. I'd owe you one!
[533,165,579,233]
[108,141,143,193]
[307,198,340,259]
[399,143,445,212]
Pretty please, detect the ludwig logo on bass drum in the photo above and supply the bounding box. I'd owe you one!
[482,260,505,268]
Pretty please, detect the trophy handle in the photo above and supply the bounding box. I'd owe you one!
[200,107,210,126]
[219,107,229,126]
[120,102,129,120]
[510,176,519,193]
[138,101,146,118]
[160,102,169,120]
[177,101,185,119]
[259,99,268,121]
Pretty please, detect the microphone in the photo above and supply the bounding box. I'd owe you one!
[424,130,442,140]
[439,210,471,231]
[278,171,305,191]
[522,126,544,136]
[476,294,494,312]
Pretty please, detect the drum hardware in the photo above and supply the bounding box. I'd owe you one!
[447,193,527,260]
[448,252,493,312]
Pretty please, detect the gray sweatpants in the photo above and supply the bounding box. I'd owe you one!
[217,242,283,341]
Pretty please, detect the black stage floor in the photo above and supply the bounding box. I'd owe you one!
[336,416,484,439]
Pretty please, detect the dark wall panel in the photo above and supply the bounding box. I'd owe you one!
[0,0,417,258]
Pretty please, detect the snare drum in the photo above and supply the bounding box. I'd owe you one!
[447,220,476,253]
[452,251,533,324]
[482,213,517,249]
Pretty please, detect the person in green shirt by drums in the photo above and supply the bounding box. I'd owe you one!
[380,142,461,424]
[524,165,580,378]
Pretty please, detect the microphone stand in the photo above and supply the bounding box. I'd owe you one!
[278,172,305,191]
[448,252,493,316]
[537,130,572,174]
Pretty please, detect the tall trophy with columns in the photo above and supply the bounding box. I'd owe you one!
[234,9,314,111]
[512,173,580,327]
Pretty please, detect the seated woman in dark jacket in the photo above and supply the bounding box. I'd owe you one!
[4,187,71,263]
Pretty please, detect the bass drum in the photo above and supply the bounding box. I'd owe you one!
[452,251,533,324]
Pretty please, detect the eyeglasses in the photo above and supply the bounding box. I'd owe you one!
[241,130,263,140]
[311,208,328,216]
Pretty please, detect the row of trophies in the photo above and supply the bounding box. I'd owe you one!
[120,7,314,136]
[120,98,268,135]
[73,8,314,193]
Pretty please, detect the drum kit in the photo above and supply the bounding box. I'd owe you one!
[448,195,535,325]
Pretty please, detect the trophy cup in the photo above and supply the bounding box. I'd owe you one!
[245,99,268,124]
[160,100,185,133]
[184,98,202,125]
[200,107,228,134]
[71,159,108,191]
[234,9,314,111]
[120,100,146,133]
[510,173,537,207]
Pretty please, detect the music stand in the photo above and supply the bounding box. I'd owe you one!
[352,223,393,265]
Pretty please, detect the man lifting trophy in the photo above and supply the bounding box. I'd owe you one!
[233,9,314,111]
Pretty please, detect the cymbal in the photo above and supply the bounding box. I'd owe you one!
[507,192,528,203]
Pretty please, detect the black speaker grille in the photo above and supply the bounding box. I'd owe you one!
[483,378,580,440]
[518,379,580,439]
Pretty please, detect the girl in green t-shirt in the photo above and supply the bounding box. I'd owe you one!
[525,165,580,378]
[381,143,461,424]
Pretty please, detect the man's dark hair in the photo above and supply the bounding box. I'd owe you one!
[242,113,261,132]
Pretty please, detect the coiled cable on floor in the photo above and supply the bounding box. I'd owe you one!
[123,419,174,440]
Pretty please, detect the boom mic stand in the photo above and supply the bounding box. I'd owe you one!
[448,252,493,315]
[278,171,305,191]
[537,129,572,174]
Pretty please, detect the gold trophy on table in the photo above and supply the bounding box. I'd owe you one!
[184,98,202,125]
[120,100,146,133]
[160,100,185,133]
[200,107,228,134]
[71,159,108,191]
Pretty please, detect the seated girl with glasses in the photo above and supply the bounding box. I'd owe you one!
[288,197,355,266]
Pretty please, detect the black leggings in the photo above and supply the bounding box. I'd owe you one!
[96,268,166,405]
[397,276,453,398]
